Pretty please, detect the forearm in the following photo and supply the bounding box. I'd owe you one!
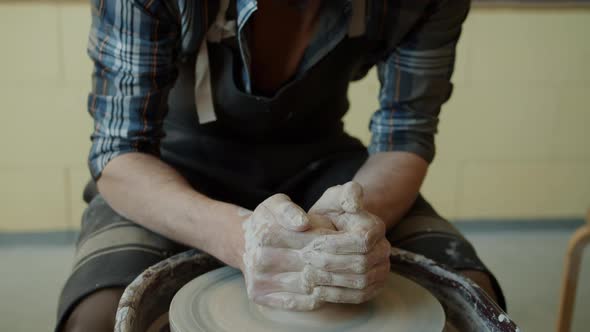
[352,151,428,230]
[97,152,246,269]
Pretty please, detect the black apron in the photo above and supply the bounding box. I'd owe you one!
[161,32,377,209]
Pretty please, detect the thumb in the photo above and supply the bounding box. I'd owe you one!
[310,181,364,214]
[261,194,310,232]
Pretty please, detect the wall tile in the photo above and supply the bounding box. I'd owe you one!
[59,2,93,83]
[436,82,556,161]
[458,161,590,219]
[0,167,68,232]
[421,161,461,219]
[551,86,590,159]
[0,3,61,83]
[453,13,473,85]
[468,11,590,85]
[0,82,93,167]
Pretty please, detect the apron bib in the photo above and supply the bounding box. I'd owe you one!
[161,7,377,208]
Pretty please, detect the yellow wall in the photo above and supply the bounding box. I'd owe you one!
[0,2,588,232]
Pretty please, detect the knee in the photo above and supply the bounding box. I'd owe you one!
[62,288,125,332]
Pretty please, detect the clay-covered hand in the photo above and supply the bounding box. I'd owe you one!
[306,181,392,304]
[241,186,390,311]
[241,193,337,310]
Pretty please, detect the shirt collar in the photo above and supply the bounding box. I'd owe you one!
[236,0,258,31]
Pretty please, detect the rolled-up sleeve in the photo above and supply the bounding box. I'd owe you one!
[87,0,180,179]
[368,0,470,163]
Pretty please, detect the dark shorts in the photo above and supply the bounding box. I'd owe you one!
[56,151,506,331]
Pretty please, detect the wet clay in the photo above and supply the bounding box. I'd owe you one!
[116,249,519,332]
[169,267,445,332]
[240,183,391,310]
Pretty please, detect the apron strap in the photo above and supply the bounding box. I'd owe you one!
[194,0,236,124]
[208,0,236,43]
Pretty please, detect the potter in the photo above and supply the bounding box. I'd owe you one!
[56,1,506,331]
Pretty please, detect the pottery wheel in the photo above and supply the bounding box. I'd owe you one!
[169,267,445,332]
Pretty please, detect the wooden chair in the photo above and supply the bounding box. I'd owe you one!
[556,210,590,332]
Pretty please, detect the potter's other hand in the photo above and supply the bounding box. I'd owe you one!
[307,181,391,304]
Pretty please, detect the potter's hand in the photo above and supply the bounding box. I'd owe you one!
[241,194,336,310]
[307,181,391,304]
[242,189,390,311]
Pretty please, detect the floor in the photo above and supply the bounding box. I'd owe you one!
[0,229,589,332]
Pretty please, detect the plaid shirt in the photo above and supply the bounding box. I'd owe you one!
[87,0,469,179]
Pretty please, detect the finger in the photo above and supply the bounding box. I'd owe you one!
[340,181,364,213]
[244,237,389,273]
[309,182,363,215]
[309,231,373,254]
[250,221,339,249]
[313,217,386,254]
[245,247,305,272]
[301,239,391,273]
[305,263,390,289]
[261,194,310,232]
[246,200,319,249]
[316,282,385,304]
[302,249,368,273]
[331,210,385,236]
[254,292,321,311]
[308,213,337,231]
[249,272,311,295]
[310,233,367,254]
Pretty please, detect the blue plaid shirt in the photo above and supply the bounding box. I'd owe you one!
[87,0,469,179]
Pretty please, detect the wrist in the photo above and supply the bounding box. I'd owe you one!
[353,152,427,229]
[187,198,248,270]
[363,191,418,229]
[229,214,247,271]
[215,203,248,271]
